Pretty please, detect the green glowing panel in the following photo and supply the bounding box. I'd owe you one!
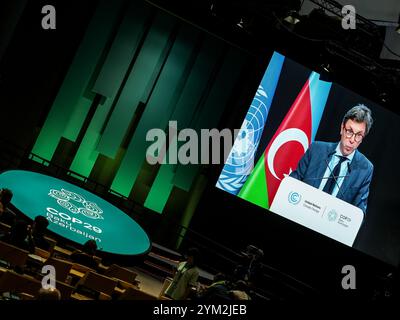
[170,36,223,129]
[69,2,151,177]
[144,165,175,213]
[144,37,223,213]
[0,170,150,256]
[111,25,199,197]
[31,0,124,161]
[173,48,246,191]
[62,97,94,142]
[176,174,207,248]
[62,0,125,142]
[92,2,150,98]
[69,98,111,178]
[96,13,176,159]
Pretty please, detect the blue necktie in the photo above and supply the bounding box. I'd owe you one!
[323,155,348,195]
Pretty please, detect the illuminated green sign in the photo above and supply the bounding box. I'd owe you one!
[0,170,150,256]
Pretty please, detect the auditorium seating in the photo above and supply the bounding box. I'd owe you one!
[44,257,73,283]
[158,277,172,299]
[34,247,51,260]
[43,236,57,256]
[0,215,318,301]
[0,270,42,298]
[75,271,118,300]
[71,263,96,274]
[0,222,11,235]
[55,280,75,300]
[0,240,29,270]
[104,264,139,286]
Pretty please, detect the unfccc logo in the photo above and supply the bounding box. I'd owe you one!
[288,191,301,205]
[48,188,104,220]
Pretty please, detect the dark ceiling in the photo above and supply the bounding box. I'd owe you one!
[145,0,400,112]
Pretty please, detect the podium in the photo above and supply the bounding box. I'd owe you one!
[270,176,364,247]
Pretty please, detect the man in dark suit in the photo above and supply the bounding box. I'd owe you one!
[290,104,373,214]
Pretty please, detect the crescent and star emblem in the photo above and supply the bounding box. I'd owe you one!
[267,128,309,180]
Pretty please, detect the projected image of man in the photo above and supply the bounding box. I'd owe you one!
[290,104,373,214]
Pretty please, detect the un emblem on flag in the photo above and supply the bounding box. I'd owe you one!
[288,191,301,205]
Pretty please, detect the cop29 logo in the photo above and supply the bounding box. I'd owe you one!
[48,188,104,220]
[288,191,301,205]
[327,209,338,222]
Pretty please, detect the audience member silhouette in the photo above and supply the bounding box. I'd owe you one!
[37,287,61,300]
[27,215,51,251]
[0,188,16,226]
[196,273,233,301]
[0,220,32,252]
[230,280,252,300]
[234,244,264,286]
[70,239,99,271]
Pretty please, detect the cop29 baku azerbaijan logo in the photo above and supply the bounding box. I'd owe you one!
[48,188,104,220]
[327,209,338,222]
[288,191,301,205]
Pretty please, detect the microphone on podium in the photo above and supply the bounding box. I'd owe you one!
[323,158,348,198]
[301,158,350,199]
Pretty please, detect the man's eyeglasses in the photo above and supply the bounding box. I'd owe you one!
[344,128,364,142]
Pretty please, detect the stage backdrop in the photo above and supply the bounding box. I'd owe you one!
[24,0,250,243]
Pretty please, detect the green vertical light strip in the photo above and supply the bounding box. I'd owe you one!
[144,37,223,213]
[92,2,150,98]
[111,25,199,197]
[96,13,175,159]
[176,174,208,249]
[69,99,111,178]
[143,165,175,213]
[62,97,94,142]
[63,0,126,142]
[173,48,246,191]
[170,36,224,130]
[31,0,124,161]
[68,2,151,177]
